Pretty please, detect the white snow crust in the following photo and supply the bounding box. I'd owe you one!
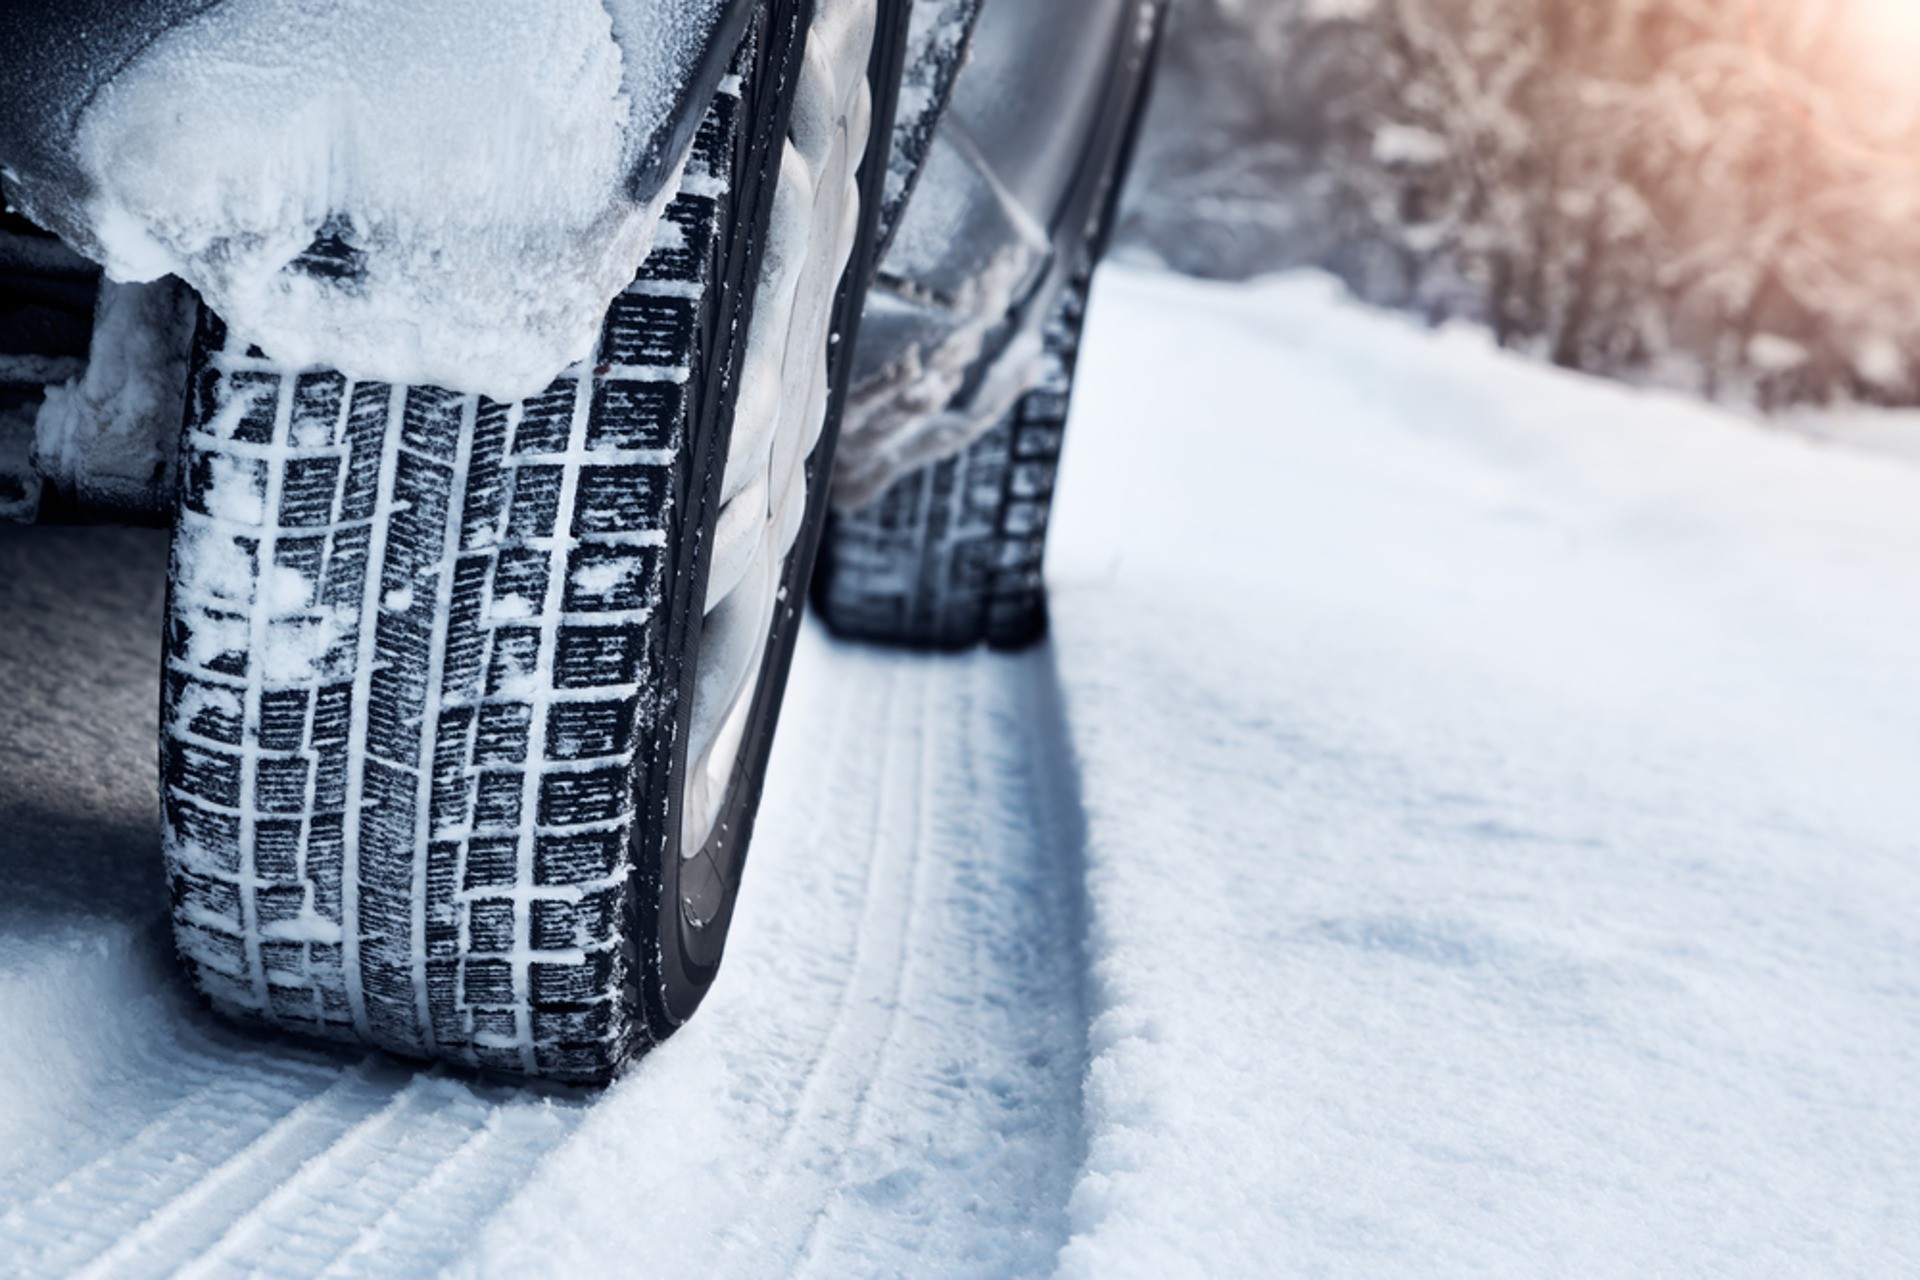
[67,0,722,402]
[1044,268,1920,1277]
[33,279,196,514]
[3,268,1919,1275]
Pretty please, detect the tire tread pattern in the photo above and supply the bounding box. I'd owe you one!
[813,275,1087,650]
[161,65,754,1084]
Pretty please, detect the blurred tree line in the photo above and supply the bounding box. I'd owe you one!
[1121,0,1920,407]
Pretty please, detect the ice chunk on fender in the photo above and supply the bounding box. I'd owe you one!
[69,0,726,402]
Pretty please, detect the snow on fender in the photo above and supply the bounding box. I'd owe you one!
[69,0,729,404]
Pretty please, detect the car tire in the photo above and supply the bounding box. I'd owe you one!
[158,0,904,1084]
[811,274,1089,650]
[812,0,1163,652]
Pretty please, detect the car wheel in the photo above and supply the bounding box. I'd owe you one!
[812,0,1163,652]
[159,0,903,1083]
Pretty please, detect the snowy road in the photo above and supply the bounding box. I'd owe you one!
[3,268,1918,1275]
[0,529,1087,1278]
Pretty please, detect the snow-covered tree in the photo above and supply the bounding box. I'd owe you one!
[1123,0,1920,407]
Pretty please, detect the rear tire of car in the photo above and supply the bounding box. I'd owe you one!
[811,275,1088,650]
[811,0,1163,652]
[158,0,903,1084]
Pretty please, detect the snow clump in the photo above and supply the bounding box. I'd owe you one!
[67,0,723,402]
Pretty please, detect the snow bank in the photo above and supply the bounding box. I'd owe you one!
[1045,267,1920,1276]
[66,0,721,402]
[1783,404,1920,469]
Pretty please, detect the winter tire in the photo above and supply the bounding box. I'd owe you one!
[813,0,1164,651]
[159,0,905,1083]
[812,276,1089,649]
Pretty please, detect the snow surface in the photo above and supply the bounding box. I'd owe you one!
[1786,404,1920,468]
[63,0,723,402]
[2,267,1918,1275]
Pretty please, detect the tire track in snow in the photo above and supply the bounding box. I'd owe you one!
[311,1101,582,1278]
[762,660,915,1162]
[59,1062,409,1280]
[0,1001,588,1280]
[0,528,588,1279]
[177,1073,579,1279]
[1,1049,347,1277]
[736,659,938,1263]
[465,630,1095,1278]
[760,639,1094,1278]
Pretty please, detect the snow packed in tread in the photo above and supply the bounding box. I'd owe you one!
[157,56,756,1084]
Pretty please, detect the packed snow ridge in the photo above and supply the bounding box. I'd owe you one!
[57,0,725,402]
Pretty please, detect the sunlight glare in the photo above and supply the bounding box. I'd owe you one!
[1845,0,1920,81]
